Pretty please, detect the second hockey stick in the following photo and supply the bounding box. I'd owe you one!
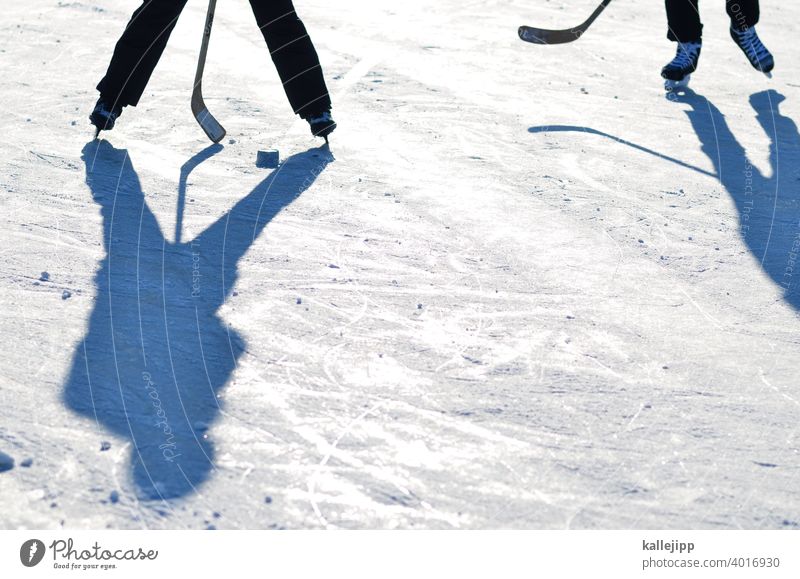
[192,0,226,143]
[519,0,612,45]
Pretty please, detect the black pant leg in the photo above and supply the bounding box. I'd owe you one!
[727,0,760,31]
[248,0,331,117]
[97,0,189,107]
[666,0,703,42]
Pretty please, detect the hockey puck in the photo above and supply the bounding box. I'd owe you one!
[256,149,280,169]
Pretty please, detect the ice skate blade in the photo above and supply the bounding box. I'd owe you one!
[664,75,691,91]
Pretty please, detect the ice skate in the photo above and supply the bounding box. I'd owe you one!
[89,97,122,137]
[730,26,774,74]
[661,41,701,90]
[306,111,336,142]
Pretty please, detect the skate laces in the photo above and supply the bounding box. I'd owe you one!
[670,42,701,68]
[734,27,770,65]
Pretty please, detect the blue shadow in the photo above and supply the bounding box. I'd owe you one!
[64,139,332,500]
[672,88,800,310]
[529,89,800,311]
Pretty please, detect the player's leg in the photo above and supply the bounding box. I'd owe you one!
[248,0,335,137]
[666,0,702,43]
[726,0,759,32]
[92,0,190,132]
[662,0,702,86]
[727,0,773,72]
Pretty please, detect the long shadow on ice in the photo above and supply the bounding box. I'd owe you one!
[64,139,331,500]
[671,88,800,311]
[528,124,717,178]
[529,89,800,311]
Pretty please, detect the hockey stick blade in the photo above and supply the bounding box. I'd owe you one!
[519,0,612,45]
[192,0,226,143]
[192,86,226,143]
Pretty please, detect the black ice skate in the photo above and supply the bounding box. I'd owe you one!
[306,111,336,142]
[89,98,122,137]
[730,26,774,75]
[661,41,701,90]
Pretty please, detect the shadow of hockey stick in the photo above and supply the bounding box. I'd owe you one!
[528,125,716,179]
[175,143,223,244]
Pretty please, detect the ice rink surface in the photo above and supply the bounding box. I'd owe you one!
[1,0,799,529]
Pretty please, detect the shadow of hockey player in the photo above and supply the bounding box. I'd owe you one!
[672,88,800,311]
[529,89,800,312]
[64,139,332,500]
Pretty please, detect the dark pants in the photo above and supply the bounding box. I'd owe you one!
[97,0,331,117]
[666,0,760,42]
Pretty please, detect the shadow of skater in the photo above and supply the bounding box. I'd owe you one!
[65,140,332,500]
[672,88,800,310]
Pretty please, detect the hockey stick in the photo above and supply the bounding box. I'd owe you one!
[519,0,612,45]
[192,0,226,143]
